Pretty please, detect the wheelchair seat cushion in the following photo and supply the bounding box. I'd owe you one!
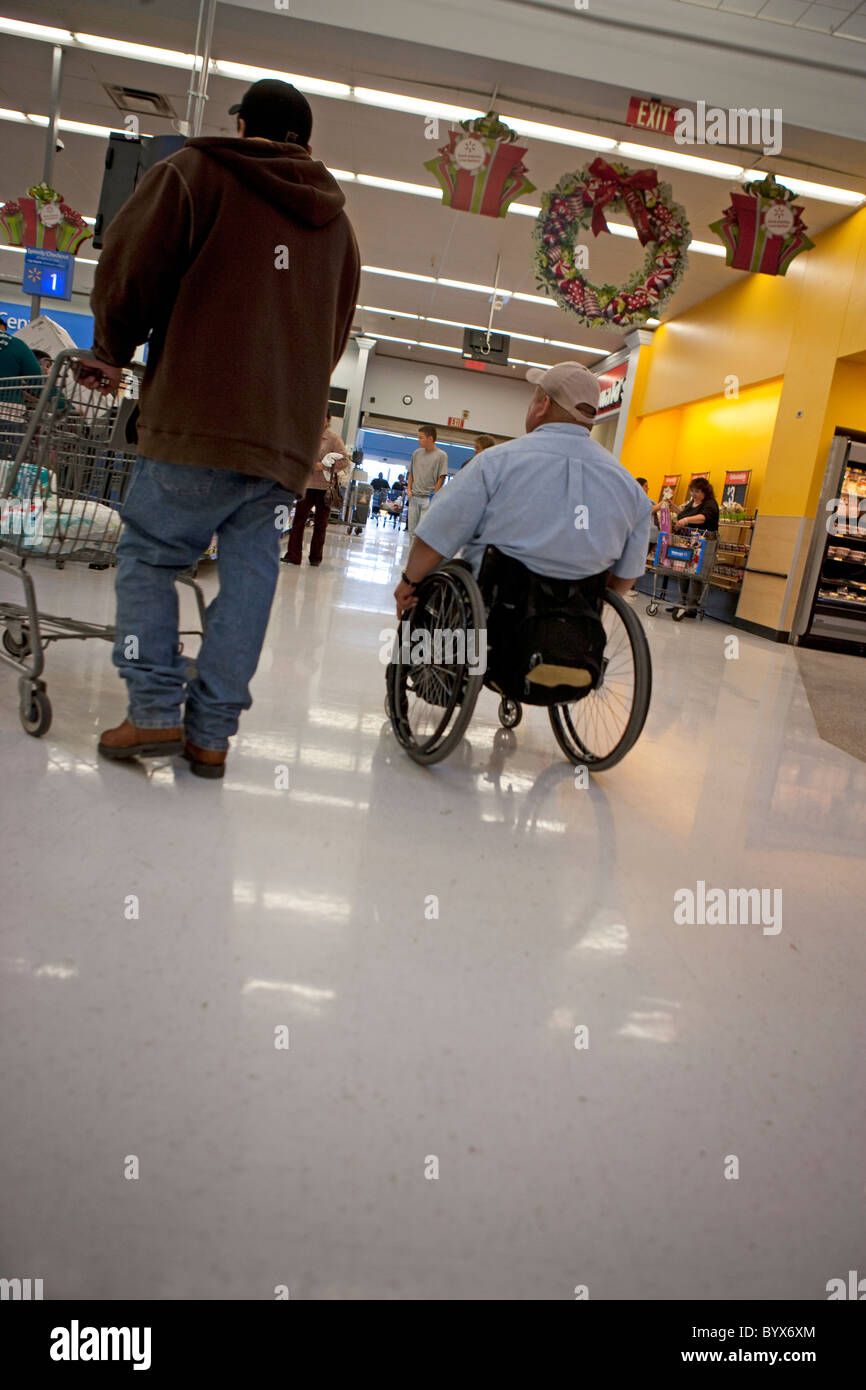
[478,546,608,707]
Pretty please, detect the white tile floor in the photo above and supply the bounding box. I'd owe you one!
[1,524,864,1300]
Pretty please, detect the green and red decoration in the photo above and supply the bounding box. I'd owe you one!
[424,112,535,219]
[534,158,691,328]
[709,173,813,276]
[0,183,92,256]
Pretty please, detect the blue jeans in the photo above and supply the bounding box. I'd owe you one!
[113,456,295,749]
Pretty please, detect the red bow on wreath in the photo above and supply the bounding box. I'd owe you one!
[587,158,659,246]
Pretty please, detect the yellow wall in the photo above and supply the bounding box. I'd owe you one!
[621,378,782,509]
[624,204,866,519]
[637,274,799,418]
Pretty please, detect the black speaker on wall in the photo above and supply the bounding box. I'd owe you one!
[93,133,186,248]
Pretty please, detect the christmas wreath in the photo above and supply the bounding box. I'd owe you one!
[533,157,691,328]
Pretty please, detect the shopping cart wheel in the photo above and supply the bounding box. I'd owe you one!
[19,687,52,738]
[646,602,658,617]
[548,589,651,773]
[3,626,31,659]
[671,606,687,622]
[498,698,522,729]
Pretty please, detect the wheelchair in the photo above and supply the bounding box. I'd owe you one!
[385,547,652,771]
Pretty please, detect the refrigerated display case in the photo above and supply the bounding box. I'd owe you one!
[793,433,866,654]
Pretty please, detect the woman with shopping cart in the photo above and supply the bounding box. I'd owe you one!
[667,477,719,618]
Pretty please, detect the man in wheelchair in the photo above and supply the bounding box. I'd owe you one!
[392,362,652,708]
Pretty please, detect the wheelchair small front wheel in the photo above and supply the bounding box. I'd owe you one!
[646,602,658,617]
[498,698,522,729]
[549,589,651,773]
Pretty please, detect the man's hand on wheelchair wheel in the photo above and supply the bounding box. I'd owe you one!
[394,580,419,620]
[393,538,444,619]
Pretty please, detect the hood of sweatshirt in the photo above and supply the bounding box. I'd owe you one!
[185,137,346,227]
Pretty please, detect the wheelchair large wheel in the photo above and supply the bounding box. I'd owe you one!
[386,561,486,765]
[549,589,651,772]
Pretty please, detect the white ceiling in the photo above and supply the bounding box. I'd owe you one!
[1,0,865,381]
[672,0,866,40]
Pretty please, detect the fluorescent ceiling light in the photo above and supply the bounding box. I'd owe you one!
[0,18,69,41]
[615,141,744,179]
[502,115,616,152]
[357,174,440,198]
[418,341,462,354]
[647,318,662,327]
[362,265,437,284]
[361,304,418,320]
[369,334,417,346]
[437,276,498,295]
[766,174,865,206]
[509,202,541,218]
[72,33,196,69]
[547,339,607,354]
[512,291,555,306]
[689,238,727,258]
[353,87,481,122]
[214,59,350,99]
[59,117,118,137]
[326,168,356,182]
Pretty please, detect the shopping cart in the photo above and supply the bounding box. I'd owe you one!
[0,347,205,737]
[644,530,718,622]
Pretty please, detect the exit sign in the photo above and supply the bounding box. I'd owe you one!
[626,95,679,137]
[447,417,465,428]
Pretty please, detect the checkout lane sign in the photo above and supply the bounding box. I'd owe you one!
[22,248,74,301]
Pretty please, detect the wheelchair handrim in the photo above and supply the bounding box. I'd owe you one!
[549,589,652,771]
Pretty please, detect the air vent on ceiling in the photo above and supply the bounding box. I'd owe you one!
[104,84,176,119]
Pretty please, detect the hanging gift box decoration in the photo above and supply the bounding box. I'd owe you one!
[709,173,813,276]
[424,112,535,218]
[0,183,93,256]
[533,158,691,329]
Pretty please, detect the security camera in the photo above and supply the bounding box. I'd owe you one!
[55,136,65,153]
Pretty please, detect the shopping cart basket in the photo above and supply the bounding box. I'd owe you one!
[0,347,205,737]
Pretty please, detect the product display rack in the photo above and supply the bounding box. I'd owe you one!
[793,433,866,653]
[710,514,755,593]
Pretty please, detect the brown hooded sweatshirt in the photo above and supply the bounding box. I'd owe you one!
[90,137,360,496]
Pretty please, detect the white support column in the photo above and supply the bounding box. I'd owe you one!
[344,336,376,452]
[612,329,655,461]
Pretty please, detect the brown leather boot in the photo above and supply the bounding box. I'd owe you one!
[182,740,227,780]
[98,718,184,760]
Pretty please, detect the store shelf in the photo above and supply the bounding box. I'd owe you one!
[815,596,866,618]
[712,515,755,598]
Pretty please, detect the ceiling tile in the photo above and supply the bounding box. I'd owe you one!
[796,5,859,32]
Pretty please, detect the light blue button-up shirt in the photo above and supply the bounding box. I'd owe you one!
[415,422,652,580]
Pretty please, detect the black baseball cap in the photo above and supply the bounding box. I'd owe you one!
[229,78,313,146]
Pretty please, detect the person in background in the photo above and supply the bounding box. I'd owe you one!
[472,433,496,457]
[407,424,448,534]
[283,409,350,566]
[82,77,360,778]
[392,473,407,494]
[668,476,719,617]
[370,471,389,492]
[394,362,651,618]
[0,327,42,459]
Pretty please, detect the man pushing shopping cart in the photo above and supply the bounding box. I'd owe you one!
[79,79,359,778]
